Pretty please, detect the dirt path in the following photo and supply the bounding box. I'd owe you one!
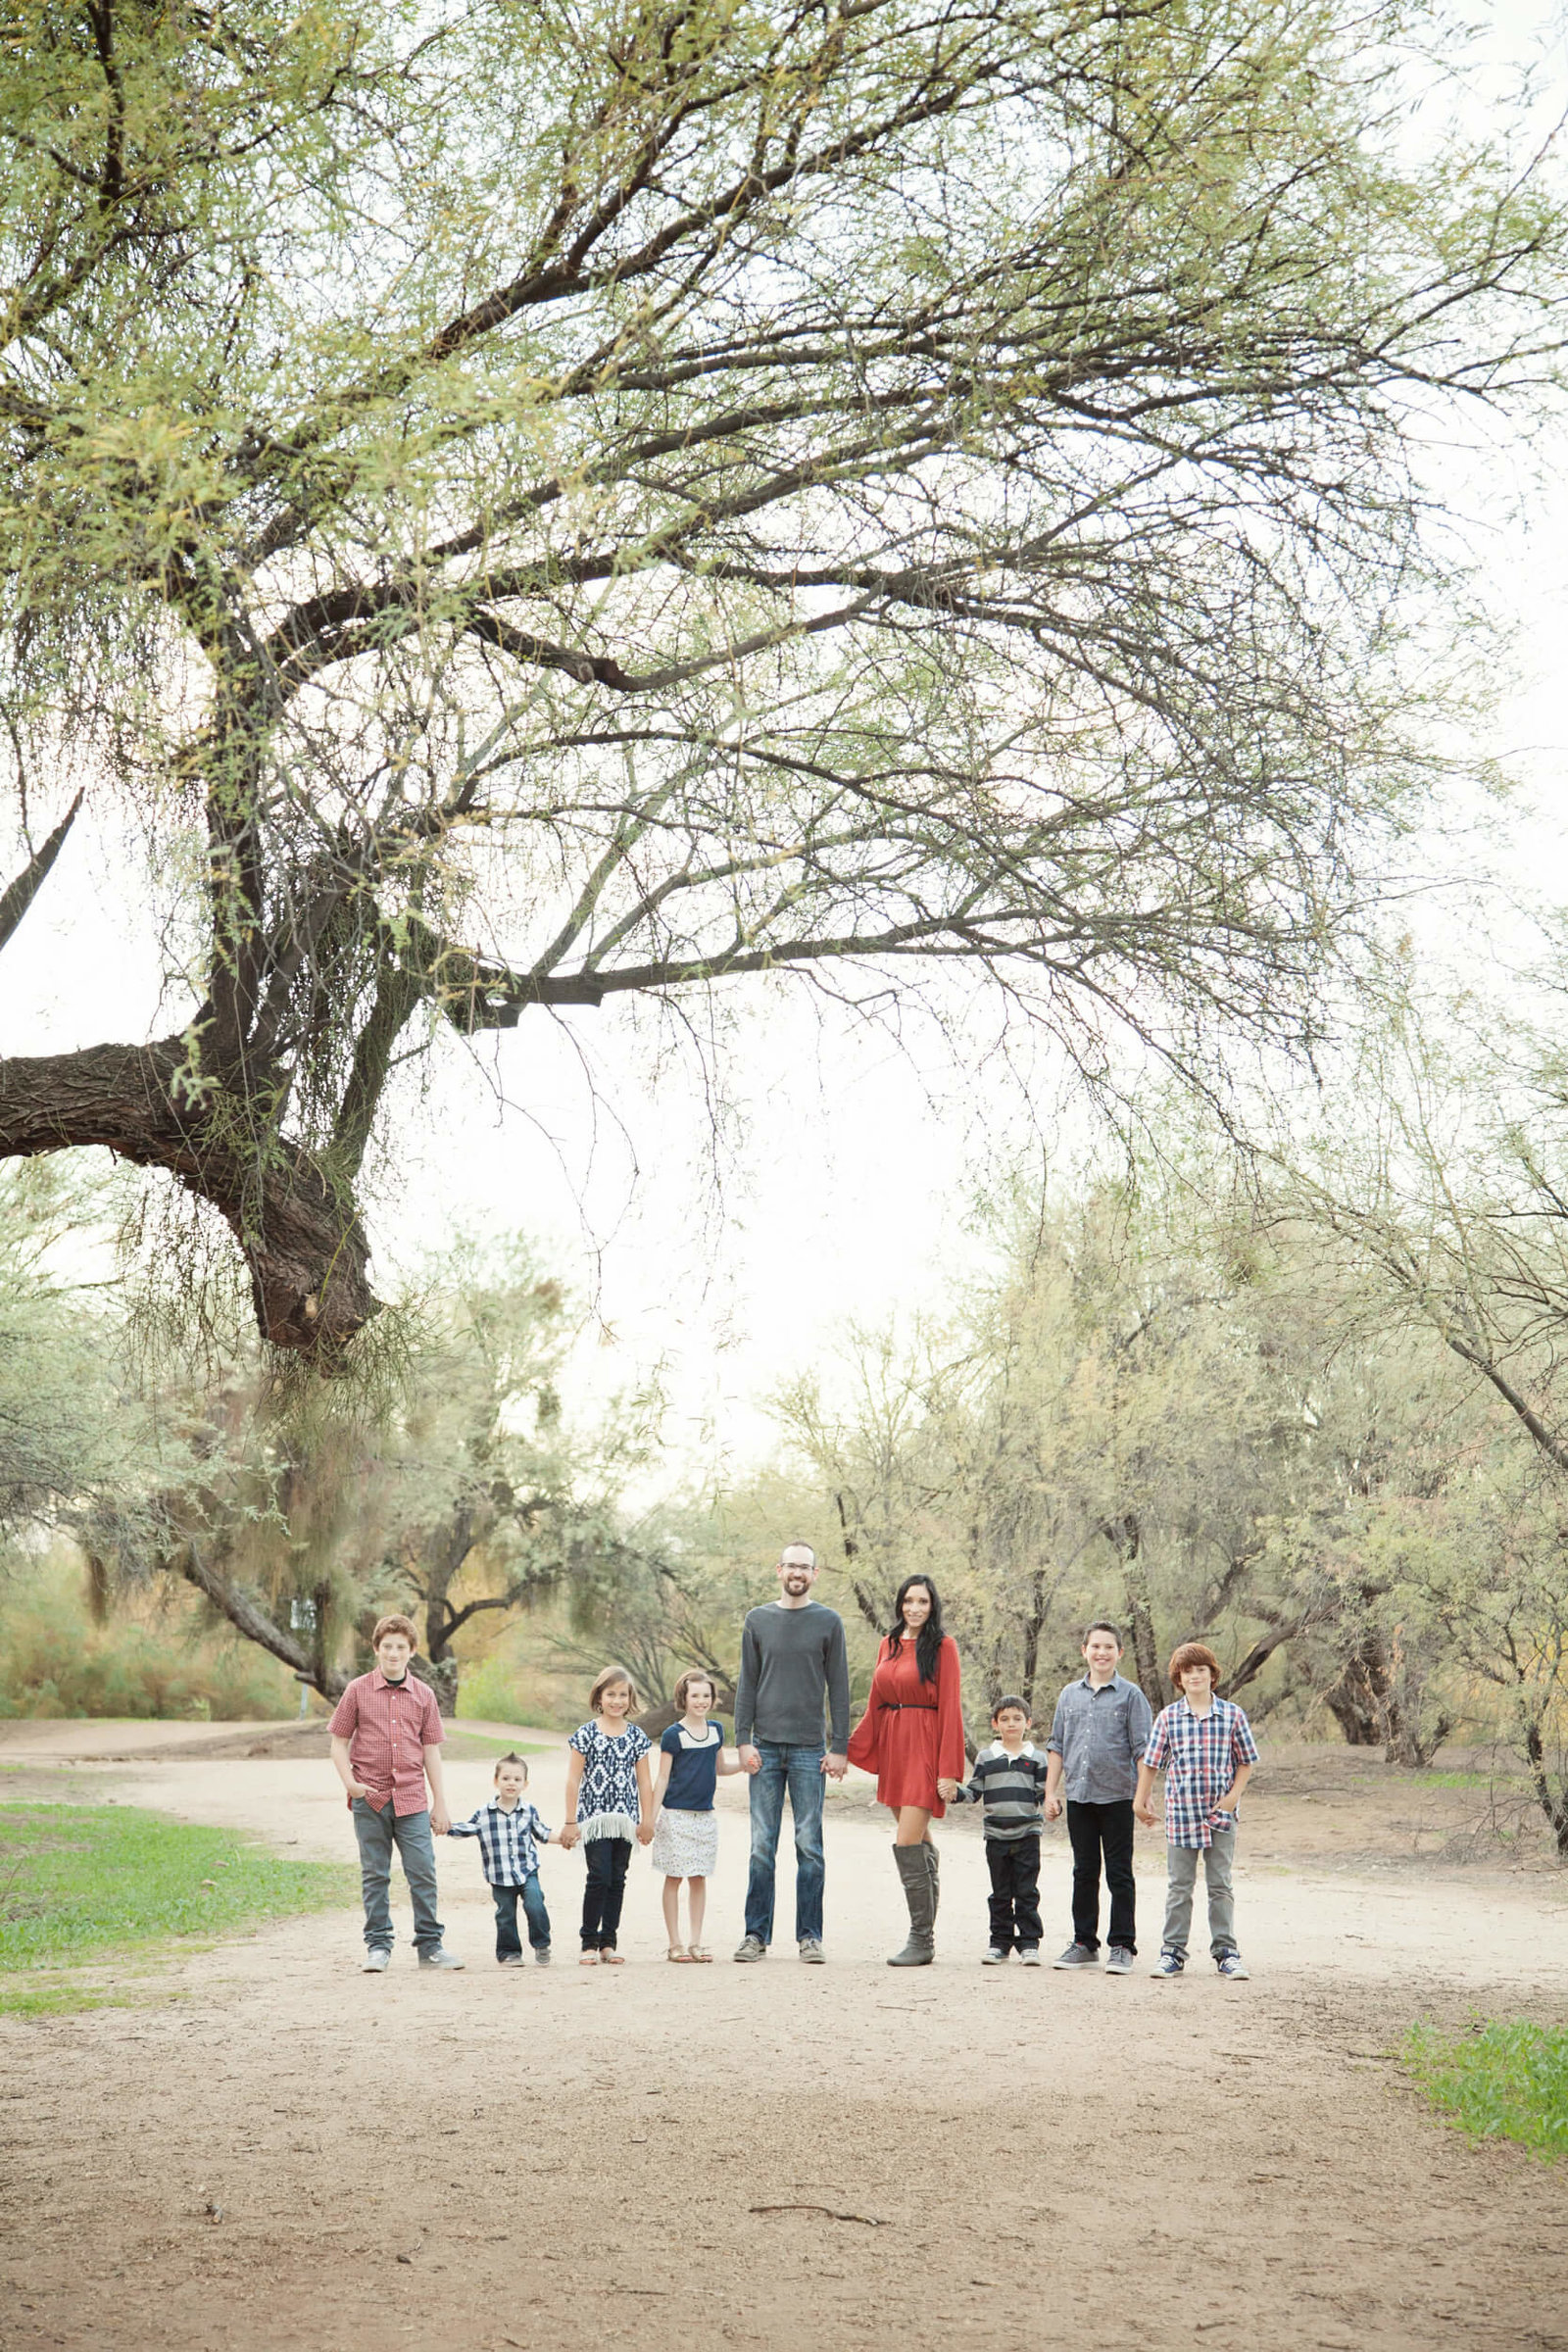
[2,1743,1567,2352]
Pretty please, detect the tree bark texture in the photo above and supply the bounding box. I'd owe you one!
[0,1038,376,1352]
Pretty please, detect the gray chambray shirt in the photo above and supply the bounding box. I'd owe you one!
[1047,1673,1155,1804]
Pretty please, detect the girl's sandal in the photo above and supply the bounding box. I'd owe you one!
[601,1949,626,1966]
[687,1945,713,1963]
[666,1946,695,1963]
[578,1950,600,1966]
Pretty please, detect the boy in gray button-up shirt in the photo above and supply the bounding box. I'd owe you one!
[1044,1622,1153,1973]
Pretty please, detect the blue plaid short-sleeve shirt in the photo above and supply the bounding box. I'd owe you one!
[1144,1695,1259,1848]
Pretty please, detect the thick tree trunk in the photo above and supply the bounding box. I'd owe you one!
[0,1036,377,1356]
[1323,1634,1396,1747]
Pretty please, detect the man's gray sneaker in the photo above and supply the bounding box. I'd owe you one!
[798,1937,825,1964]
[535,1946,553,1966]
[981,1946,1008,1965]
[417,1947,466,1970]
[363,1947,391,1973]
[1216,1952,1250,1980]
[1104,1946,1135,1975]
[733,1934,767,1962]
[1052,1942,1097,1969]
[1018,1946,1042,1967]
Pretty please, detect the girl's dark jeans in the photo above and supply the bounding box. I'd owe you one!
[580,1836,632,1948]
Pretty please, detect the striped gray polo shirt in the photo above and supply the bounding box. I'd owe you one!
[949,1740,1049,1840]
[1047,1673,1154,1804]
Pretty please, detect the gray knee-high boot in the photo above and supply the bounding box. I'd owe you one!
[924,1840,940,1923]
[888,1843,936,1966]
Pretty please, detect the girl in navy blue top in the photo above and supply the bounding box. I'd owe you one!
[647,1668,744,1960]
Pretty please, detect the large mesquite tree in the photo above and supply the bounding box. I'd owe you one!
[0,0,1558,1361]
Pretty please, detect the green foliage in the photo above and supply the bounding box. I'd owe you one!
[3,0,1563,1361]
[0,1554,295,1721]
[0,1805,354,2015]
[1405,2020,1568,2158]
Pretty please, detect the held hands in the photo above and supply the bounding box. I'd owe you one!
[738,1744,761,1776]
[559,1823,582,1849]
[431,1808,451,1837]
[1044,1793,1063,1822]
[936,1777,958,1802]
[1134,1798,1158,1827]
[636,1820,656,1845]
[821,1751,848,1781]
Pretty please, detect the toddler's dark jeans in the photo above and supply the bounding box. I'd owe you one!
[580,1836,632,1949]
[493,1873,551,1959]
[986,1833,1043,1953]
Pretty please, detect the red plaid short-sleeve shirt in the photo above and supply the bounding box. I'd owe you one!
[327,1668,444,1814]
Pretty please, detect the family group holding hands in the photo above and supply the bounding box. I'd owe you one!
[327,1542,1260,1982]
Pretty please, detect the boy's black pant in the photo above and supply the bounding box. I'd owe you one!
[986,1833,1043,1953]
[492,1873,551,1959]
[1065,1797,1137,1953]
[580,1836,631,1949]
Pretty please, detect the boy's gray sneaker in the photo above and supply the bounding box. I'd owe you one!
[1216,1952,1250,1980]
[1151,1950,1185,1977]
[1018,1946,1042,1967]
[417,1947,466,1970]
[733,1934,767,1962]
[534,1946,553,1966]
[798,1937,824,1963]
[981,1947,1008,1964]
[499,1953,527,1967]
[1104,1946,1134,1974]
[1052,1942,1097,1969]
[362,1947,391,1973]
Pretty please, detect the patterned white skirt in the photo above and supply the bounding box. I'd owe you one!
[649,1806,718,1878]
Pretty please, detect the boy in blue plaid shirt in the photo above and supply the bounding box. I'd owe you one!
[447,1752,559,1965]
[1136,1642,1258,1982]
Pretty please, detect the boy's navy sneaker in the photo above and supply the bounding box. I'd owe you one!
[981,1947,1008,1964]
[1052,1942,1097,1969]
[1216,1953,1250,1980]
[1104,1946,1134,1974]
[1151,1950,1185,1977]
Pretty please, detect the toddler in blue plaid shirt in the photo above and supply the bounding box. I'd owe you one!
[447,1752,559,1965]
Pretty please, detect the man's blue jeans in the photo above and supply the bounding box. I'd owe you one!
[744,1741,826,1946]
[351,1798,444,1956]
[492,1874,550,1960]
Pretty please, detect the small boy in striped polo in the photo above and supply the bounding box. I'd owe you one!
[938,1697,1050,1964]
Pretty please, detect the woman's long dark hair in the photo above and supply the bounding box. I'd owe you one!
[888,1576,945,1687]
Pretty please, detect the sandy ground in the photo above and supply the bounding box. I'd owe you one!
[2,1731,1567,2352]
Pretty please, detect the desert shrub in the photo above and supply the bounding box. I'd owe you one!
[0,1557,295,1720]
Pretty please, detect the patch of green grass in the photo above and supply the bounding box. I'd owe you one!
[1411,1770,1522,1790]
[1405,2019,1568,2157]
[0,1804,355,2016]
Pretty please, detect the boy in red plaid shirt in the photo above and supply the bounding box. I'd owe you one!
[1136,1642,1258,1981]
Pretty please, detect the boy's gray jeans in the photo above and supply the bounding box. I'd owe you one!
[1160,1826,1238,1959]
[351,1797,444,1956]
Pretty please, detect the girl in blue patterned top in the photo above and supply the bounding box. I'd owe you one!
[561,1665,655,1965]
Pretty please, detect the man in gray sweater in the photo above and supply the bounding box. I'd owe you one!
[732,1543,851,1964]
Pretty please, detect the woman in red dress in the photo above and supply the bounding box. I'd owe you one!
[847,1576,965,1966]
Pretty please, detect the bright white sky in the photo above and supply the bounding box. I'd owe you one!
[5,0,1567,1483]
